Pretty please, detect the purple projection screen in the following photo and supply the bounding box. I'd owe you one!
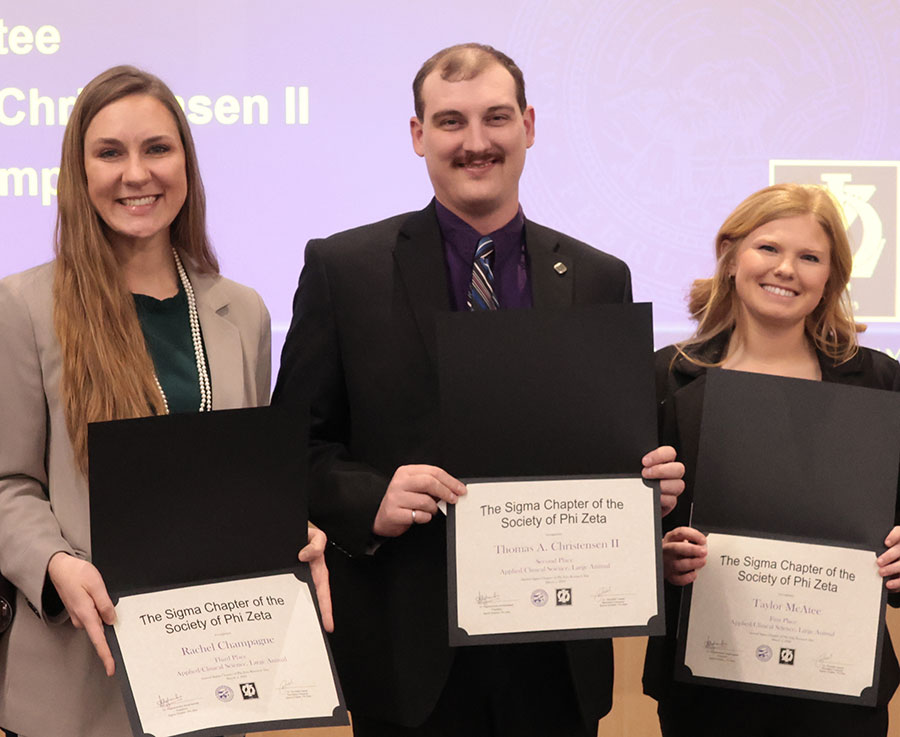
[3,1,900,379]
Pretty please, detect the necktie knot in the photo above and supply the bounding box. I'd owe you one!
[467,236,499,311]
[475,235,494,263]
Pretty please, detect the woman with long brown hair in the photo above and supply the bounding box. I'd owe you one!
[643,183,900,736]
[0,66,330,736]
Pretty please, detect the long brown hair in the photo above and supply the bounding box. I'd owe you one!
[53,65,218,474]
[679,183,862,366]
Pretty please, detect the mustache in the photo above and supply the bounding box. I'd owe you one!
[454,149,505,167]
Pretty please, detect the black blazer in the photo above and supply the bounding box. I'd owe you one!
[643,339,900,706]
[273,201,632,727]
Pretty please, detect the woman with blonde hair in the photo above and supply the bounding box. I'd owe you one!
[0,65,330,736]
[642,183,900,736]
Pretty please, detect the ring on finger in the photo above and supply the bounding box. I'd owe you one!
[411,509,417,524]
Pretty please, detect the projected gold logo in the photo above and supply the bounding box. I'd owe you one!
[770,161,900,321]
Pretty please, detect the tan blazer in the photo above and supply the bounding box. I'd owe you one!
[0,261,270,737]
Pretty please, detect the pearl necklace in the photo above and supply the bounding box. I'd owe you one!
[152,249,213,414]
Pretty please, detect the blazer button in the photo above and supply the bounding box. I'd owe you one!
[0,597,12,632]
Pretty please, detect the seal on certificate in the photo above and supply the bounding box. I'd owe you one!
[531,589,549,607]
[215,685,234,702]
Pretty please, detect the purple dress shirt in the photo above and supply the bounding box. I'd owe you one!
[434,199,533,311]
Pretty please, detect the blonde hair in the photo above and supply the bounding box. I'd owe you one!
[679,183,862,366]
[53,65,218,474]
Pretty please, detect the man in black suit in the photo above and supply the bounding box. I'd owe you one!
[273,42,684,736]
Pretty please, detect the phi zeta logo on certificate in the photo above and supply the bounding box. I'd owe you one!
[770,160,900,321]
[240,682,259,699]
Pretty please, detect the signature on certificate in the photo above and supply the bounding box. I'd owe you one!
[815,652,849,667]
[156,693,184,710]
[704,638,728,650]
[814,651,850,676]
[592,587,631,605]
[278,678,313,700]
[476,591,501,606]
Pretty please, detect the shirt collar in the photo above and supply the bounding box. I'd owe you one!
[434,199,525,262]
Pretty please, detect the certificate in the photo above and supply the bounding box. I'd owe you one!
[437,304,663,644]
[110,572,342,737]
[682,533,882,700]
[676,368,900,704]
[448,476,663,645]
[88,407,349,735]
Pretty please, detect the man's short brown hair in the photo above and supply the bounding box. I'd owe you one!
[412,43,527,120]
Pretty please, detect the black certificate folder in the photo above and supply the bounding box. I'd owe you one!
[438,304,664,646]
[437,303,657,478]
[89,407,348,736]
[675,368,900,705]
[89,407,307,592]
[690,369,900,548]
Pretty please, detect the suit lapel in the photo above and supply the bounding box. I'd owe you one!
[526,219,573,309]
[393,202,451,368]
[391,208,575,366]
[189,269,244,410]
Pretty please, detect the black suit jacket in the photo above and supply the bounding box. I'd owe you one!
[274,201,632,727]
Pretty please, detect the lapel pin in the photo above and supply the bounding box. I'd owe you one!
[553,261,568,275]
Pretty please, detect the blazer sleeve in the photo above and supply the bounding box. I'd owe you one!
[856,348,900,609]
[255,289,272,404]
[881,354,900,609]
[272,241,389,556]
[622,262,634,303]
[653,346,691,534]
[0,278,75,618]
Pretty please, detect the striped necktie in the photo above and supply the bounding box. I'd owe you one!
[467,236,499,311]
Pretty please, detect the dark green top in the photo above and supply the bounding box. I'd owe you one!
[133,288,203,413]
